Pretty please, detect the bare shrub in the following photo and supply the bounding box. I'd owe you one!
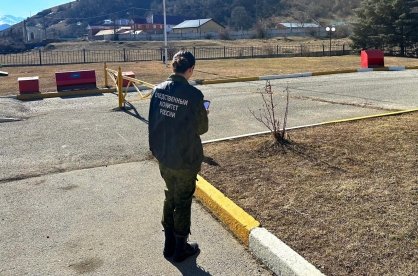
[219,29,231,40]
[250,80,290,145]
[264,46,275,56]
[254,22,267,39]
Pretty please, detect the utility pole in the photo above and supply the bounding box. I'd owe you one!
[23,20,28,43]
[163,0,168,64]
[255,0,258,23]
[113,16,117,41]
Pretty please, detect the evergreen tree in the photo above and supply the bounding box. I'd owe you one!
[230,6,252,30]
[351,0,418,55]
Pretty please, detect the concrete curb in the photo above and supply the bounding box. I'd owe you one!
[15,86,151,101]
[203,108,418,145]
[250,228,325,276]
[16,88,117,101]
[406,65,418,70]
[260,72,312,80]
[195,175,260,246]
[201,76,259,85]
[195,66,417,85]
[197,109,418,276]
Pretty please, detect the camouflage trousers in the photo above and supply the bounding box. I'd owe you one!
[159,163,198,236]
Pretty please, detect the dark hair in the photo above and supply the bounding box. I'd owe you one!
[172,51,196,74]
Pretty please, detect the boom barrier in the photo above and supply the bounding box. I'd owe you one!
[104,63,154,109]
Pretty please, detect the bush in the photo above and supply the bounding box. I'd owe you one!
[254,22,266,39]
[219,29,231,40]
[250,81,291,146]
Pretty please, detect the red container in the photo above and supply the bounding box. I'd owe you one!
[361,50,384,68]
[55,70,96,91]
[122,71,135,87]
[18,76,40,94]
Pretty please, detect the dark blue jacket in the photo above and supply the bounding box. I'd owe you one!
[148,74,208,171]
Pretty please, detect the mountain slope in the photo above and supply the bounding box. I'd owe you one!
[0,15,24,31]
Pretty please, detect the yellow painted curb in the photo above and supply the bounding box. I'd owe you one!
[406,65,418,70]
[311,69,357,76]
[202,77,259,85]
[195,175,260,246]
[16,88,116,101]
[322,108,418,125]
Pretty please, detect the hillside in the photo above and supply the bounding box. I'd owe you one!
[0,0,360,52]
[0,15,24,31]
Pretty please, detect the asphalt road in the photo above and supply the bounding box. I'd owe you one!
[0,70,417,275]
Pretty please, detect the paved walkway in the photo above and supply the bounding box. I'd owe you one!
[0,162,271,275]
[1,71,417,275]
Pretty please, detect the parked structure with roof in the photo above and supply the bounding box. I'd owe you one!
[87,19,131,39]
[131,14,188,34]
[275,22,322,36]
[172,19,225,34]
[276,22,320,31]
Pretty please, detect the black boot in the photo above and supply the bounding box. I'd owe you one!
[163,228,176,258]
[173,235,199,262]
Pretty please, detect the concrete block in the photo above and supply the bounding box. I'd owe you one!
[249,227,324,276]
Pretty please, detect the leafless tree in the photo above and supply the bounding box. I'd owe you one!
[250,80,290,145]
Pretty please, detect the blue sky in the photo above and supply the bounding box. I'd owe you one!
[1,0,71,18]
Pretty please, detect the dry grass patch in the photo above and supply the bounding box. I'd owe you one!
[200,112,418,276]
[46,37,351,51]
[1,55,417,96]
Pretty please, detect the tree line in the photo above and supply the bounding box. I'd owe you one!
[351,0,418,55]
[2,0,417,57]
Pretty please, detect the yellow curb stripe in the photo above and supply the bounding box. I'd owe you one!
[320,108,418,125]
[202,77,259,85]
[195,175,260,246]
[406,65,418,70]
[16,88,116,100]
[311,69,357,76]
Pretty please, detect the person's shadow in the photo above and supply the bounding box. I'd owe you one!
[167,250,212,276]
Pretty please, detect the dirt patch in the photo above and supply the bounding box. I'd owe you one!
[200,113,418,276]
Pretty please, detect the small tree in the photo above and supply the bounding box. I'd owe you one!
[254,21,267,39]
[250,80,290,145]
[230,6,252,30]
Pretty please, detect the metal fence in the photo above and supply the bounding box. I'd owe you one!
[0,44,351,67]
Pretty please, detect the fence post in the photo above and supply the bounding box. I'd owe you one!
[123,48,126,62]
[323,44,325,56]
[193,47,196,57]
[300,45,303,57]
[39,49,42,65]
[277,45,279,56]
[342,44,345,55]
[83,49,86,63]
[224,46,226,58]
[104,62,108,88]
[251,46,254,58]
